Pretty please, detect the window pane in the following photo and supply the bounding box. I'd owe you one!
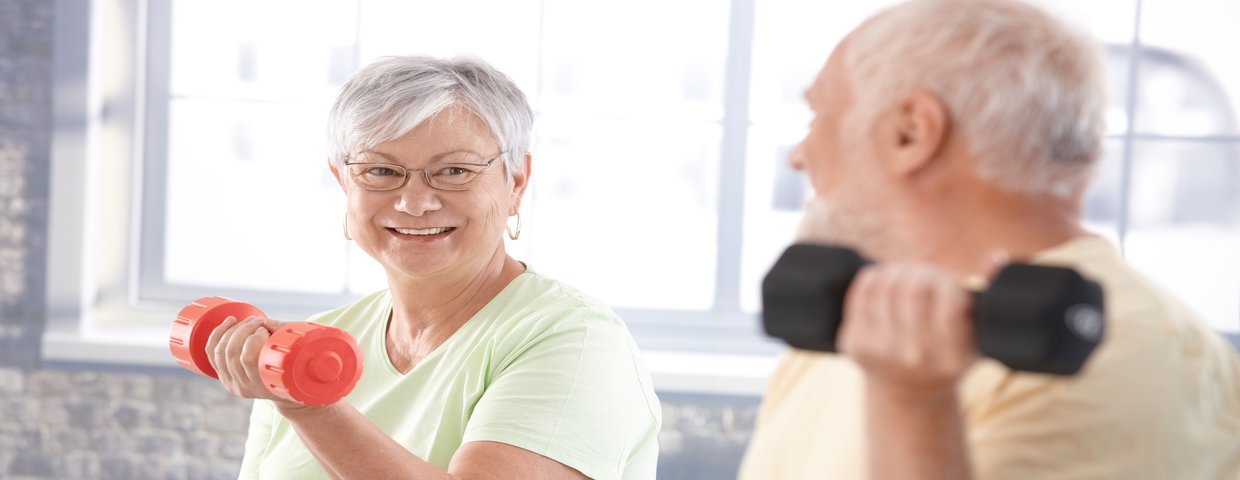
[356,0,542,96]
[170,0,357,100]
[1041,0,1137,45]
[346,242,387,294]
[1082,139,1125,244]
[530,117,720,310]
[1124,140,1240,333]
[1137,0,1240,136]
[740,125,808,314]
[164,99,347,293]
[539,0,729,121]
[749,1,898,125]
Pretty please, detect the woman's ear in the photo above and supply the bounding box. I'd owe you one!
[329,159,348,193]
[510,152,532,212]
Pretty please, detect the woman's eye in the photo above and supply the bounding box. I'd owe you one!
[434,166,472,177]
[365,166,398,176]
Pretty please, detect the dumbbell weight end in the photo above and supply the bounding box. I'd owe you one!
[169,296,363,406]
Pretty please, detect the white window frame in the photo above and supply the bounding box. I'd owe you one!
[44,0,780,397]
[44,0,1239,396]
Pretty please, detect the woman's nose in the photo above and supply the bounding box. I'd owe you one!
[393,179,443,216]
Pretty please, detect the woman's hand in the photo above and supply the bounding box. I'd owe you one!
[204,316,306,411]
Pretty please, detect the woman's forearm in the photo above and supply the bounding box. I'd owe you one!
[278,403,450,480]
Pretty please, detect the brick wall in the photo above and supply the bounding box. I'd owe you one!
[0,1,760,478]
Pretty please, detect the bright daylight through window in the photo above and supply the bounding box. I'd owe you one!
[49,0,1240,364]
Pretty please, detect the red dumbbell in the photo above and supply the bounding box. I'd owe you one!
[168,296,363,406]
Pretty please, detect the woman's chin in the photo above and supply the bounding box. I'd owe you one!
[366,247,457,279]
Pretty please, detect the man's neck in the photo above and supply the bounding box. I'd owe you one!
[878,189,1088,277]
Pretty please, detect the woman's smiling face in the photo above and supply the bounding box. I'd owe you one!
[336,107,527,281]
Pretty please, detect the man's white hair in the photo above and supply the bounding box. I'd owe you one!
[327,55,533,176]
[844,0,1107,197]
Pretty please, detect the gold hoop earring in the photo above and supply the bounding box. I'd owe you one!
[506,211,522,241]
[343,214,352,241]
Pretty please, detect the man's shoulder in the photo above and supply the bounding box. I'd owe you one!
[1033,235,1197,335]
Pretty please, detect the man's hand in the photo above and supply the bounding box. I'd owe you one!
[836,255,1006,480]
[837,262,979,398]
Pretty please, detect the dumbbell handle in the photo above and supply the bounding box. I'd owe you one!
[169,297,363,406]
[762,244,1105,375]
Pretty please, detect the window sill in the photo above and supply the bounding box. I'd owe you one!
[41,327,777,397]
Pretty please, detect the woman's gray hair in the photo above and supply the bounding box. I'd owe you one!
[844,0,1107,197]
[327,55,533,176]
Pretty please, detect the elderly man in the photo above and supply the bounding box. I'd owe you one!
[739,0,1240,479]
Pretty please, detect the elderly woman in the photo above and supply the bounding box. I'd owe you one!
[204,56,661,479]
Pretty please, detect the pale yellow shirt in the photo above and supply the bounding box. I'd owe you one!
[739,236,1240,479]
[238,270,661,480]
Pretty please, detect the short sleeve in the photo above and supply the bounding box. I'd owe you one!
[964,326,1189,479]
[238,399,276,479]
[461,307,661,480]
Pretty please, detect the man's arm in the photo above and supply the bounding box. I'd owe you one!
[864,382,971,479]
[838,264,981,480]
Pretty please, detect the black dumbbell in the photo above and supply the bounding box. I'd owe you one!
[761,244,1105,375]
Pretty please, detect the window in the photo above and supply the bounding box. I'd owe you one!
[47,0,1238,383]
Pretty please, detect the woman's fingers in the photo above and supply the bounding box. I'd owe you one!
[214,316,268,397]
[204,315,239,376]
[200,315,303,405]
[239,326,272,395]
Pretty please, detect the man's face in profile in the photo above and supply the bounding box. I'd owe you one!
[792,41,889,247]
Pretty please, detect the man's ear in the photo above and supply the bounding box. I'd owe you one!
[510,152,532,212]
[880,91,949,178]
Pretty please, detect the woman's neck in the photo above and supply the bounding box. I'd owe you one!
[383,247,525,373]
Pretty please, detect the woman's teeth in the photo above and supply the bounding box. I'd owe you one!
[393,227,451,236]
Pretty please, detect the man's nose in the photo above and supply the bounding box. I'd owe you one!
[788,144,807,172]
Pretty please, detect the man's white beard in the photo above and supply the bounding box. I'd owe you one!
[794,194,886,250]
[794,197,836,244]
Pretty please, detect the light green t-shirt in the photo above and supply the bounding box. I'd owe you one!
[238,270,662,479]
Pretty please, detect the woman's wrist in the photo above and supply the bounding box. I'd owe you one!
[275,400,341,420]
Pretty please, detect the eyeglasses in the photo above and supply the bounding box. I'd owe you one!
[343,151,506,192]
